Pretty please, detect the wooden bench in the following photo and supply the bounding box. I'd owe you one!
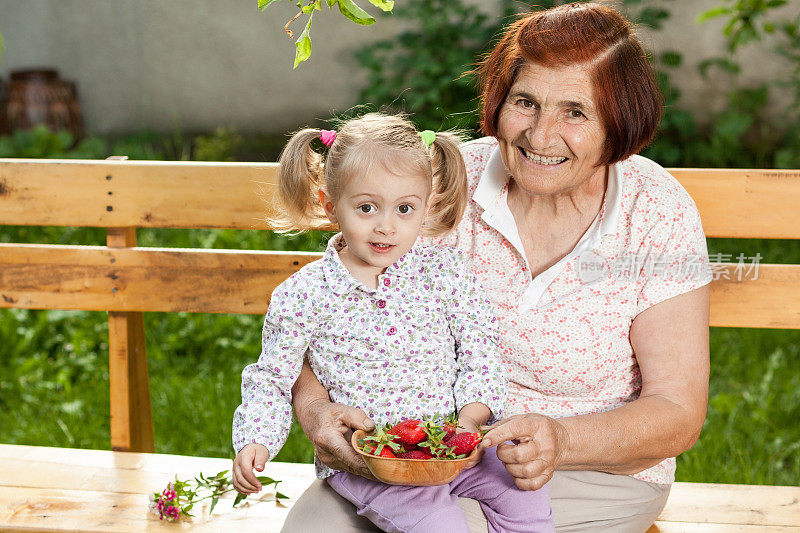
[1,159,799,531]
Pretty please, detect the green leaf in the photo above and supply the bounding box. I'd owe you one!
[367,0,394,11]
[258,0,281,10]
[696,6,732,24]
[699,57,741,77]
[326,0,336,6]
[256,476,277,485]
[660,50,682,68]
[337,0,375,25]
[302,0,321,14]
[275,491,289,500]
[209,495,220,515]
[233,492,247,507]
[293,14,313,69]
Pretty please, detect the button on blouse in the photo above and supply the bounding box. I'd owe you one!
[232,233,506,479]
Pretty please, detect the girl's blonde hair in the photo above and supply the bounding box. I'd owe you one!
[270,112,467,236]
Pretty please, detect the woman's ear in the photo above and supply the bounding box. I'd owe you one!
[319,190,337,224]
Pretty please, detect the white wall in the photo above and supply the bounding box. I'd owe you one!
[0,0,796,135]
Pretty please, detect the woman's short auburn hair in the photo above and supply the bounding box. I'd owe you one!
[478,2,662,166]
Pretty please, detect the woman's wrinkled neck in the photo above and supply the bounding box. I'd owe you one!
[507,165,608,224]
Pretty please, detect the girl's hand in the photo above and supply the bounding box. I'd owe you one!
[457,403,489,469]
[299,398,378,480]
[480,414,569,491]
[232,443,270,495]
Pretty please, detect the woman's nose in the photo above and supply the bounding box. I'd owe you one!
[528,113,557,148]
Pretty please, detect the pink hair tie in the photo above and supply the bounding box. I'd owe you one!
[319,129,337,147]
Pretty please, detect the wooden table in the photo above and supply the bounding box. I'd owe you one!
[1,444,798,532]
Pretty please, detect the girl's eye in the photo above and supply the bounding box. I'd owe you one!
[397,204,414,215]
[358,204,374,214]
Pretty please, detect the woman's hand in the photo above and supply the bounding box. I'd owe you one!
[292,360,378,479]
[480,414,569,491]
[299,397,378,480]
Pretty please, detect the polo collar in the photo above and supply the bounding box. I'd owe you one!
[321,233,422,296]
[473,144,622,239]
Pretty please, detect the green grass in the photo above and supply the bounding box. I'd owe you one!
[0,229,798,486]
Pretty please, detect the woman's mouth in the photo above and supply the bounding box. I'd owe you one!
[369,242,395,253]
[519,147,567,166]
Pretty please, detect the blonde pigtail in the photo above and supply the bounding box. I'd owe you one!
[268,128,330,233]
[425,131,468,236]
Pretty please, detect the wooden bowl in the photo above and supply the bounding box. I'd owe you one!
[351,429,478,486]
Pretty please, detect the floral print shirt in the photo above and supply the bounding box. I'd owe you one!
[232,233,506,478]
[428,138,713,485]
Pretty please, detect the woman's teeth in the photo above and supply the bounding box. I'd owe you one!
[523,149,567,165]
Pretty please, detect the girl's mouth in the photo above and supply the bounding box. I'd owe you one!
[369,242,395,254]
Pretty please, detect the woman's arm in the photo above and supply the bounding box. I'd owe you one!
[291,360,377,479]
[482,285,710,490]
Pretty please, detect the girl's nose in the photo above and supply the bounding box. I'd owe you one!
[375,216,395,235]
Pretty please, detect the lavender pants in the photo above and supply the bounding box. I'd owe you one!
[327,447,554,533]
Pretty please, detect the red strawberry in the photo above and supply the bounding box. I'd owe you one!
[378,447,396,458]
[388,419,427,446]
[442,413,459,440]
[443,432,481,456]
[398,450,434,460]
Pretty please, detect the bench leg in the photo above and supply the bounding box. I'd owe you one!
[107,225,155,452]
[108,310,154,452]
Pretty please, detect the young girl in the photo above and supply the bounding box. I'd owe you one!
[232,113,553,532]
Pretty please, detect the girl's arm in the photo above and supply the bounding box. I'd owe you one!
[458,402,491,433]
[232,277,315,463]
[444,248,507,420]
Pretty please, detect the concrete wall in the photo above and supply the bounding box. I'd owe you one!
[0,0,796,135]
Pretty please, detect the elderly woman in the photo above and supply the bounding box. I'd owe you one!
[279,3,712,531]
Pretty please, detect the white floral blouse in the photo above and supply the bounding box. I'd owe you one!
[232,233,506,478]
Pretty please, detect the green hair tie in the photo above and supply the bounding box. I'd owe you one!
[419,130,436,148]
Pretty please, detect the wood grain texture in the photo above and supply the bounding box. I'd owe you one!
[0,244,322,314]
[0,159,279,230]
[1,160,798,238]
[2,244,799,327]
[710,263,800,328]
[106,228,154,454]
[1,445,798,532]
[669,168,800,239]
[0,444,314,533]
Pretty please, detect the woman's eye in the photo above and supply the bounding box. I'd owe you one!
[569,109,585,119]
[397,204,413,214]
[519,99,534,109]
[358,204,374,214]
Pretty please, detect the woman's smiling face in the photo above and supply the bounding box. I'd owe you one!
[496,61,607,197]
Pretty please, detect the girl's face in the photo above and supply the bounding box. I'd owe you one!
[323,164,430,287]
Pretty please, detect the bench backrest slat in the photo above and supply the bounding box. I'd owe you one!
[2,160,799,239]
[0,159,280,230]
[0,244,320,314]
[2,243,799,329]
